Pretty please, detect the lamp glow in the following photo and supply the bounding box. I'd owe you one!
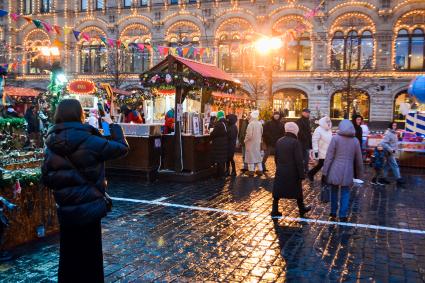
[255,37,283,54]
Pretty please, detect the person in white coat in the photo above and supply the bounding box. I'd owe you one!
[307,116,333,181]
[244,110,263,176]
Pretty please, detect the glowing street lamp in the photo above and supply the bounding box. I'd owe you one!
[40,46,60,57]
[254,36,283,105]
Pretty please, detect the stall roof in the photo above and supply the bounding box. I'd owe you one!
[148,55,238,83]
[212,91,255,101]
[4,87,40,97]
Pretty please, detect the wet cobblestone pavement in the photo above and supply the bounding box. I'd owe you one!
[1,155,425,282]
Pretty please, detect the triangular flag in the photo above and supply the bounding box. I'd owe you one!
[158,46,164,56]
[205,48,211,58]
[82,32,90,41]
[33,19,43,29]
[23,16,32,23]
[182,47,190,57]
[12,62,18,71]
[42,22,52,32]
[107,38,115,47]
[146,45,152,52]
[0,10,8,17]
[7,64,13,71]
[177,47,183,57]
[137,43,145,51]
[163,47,169,55]
[187,47,194,57]
[199,48,205,57]
[53,38,64,48]
[100,37,108,45]
[63,27,73,35]
[152,46,158,53]
[122,41,129,49]
[22,60,27,65]
[73,30,81,40]
[53,25,61,35]
[116,40,122,48]
[10,13,19,21]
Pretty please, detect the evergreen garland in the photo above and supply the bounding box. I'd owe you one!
[0,118,26,132]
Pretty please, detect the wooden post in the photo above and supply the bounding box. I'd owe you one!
[172,58,184,172]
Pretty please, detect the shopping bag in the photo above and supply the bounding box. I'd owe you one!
[320,184,330,203]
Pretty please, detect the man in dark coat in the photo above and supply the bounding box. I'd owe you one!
[25,105,41,147]
[351,114,363,148]
[210,110,228,177]
[272,122,311,217]
[226,114,238,176]
[238,114,249,172]
[262,111,285,172]
[296,108,312,173]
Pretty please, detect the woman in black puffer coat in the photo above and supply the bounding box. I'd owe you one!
[210,110,228,177]
[42,99,128,283]
[226,114,238,176]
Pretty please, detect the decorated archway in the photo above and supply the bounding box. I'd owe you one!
[330,89,370,120]
[393,90,417,121]
[273,88,308,118]
[120,24,152,73]
[272,15,313,71]
[215,18,254,73]
[24,29,52,74]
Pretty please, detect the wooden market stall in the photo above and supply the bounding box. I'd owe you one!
[138,55,240,181]
[3,87,40,115]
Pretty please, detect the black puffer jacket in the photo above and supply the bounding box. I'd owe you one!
[263,115,285,147]
[42,122,129,226]
[296,116,312,150]
[210,118,229,163]
[227,114,238,160]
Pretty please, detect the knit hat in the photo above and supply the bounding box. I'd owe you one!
[284,122,299,136]
[217,110,225,120]
[250,110,259,119]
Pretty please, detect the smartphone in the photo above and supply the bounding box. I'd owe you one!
[97,102,105,117]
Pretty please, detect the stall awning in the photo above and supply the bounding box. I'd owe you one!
[4,87,40,97]
[147,55,239,84]
[173,57,237,83]
[212,91,255,101]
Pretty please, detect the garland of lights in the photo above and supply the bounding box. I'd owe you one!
[140,72,238,94]
[0,168,41,188]
[208,96,256,109]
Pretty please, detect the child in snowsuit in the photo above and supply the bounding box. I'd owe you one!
[371,144,387,185]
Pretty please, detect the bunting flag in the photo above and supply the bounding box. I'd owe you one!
[53,38,64,48]
[81,32,90,41]
[23,16,32,23]
[53,25,62,35]
[32,19,43,29]
[0,10,8,17]
[116,40,122,48]
[137,43,145,51]
[42,21,53,33]
[100,37,108,46]
[63,27,73,35]
[10,13,19,21]
[73,30,81,40]
[107,38,115,47]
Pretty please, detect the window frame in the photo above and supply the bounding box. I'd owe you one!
[81,0,88,11]
[23,0,33,15]
[123,0,132,8]
[95,0,104,10]
[395,28,425,71]
[40,0,50,13]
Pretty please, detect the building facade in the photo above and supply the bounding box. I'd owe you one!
[1,0,425,123]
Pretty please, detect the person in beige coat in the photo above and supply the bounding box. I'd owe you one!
[244,110,263,176]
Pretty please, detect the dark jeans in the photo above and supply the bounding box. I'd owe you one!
[308,159,324,178]
[330,185,350,218]
[303,149,310,173]
[59,220,104,283]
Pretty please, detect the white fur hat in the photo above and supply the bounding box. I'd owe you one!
[250,110,259,119]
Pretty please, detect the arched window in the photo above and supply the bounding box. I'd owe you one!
[122,39,151,73]
[273,89,308,118]
[360,31,373,69]
[80,40,107,73]
[217,18,253,73]
[331,31,345,70]
[331,31,373,70]
[330,14,375,70]
[24,31,52,74]
[394,11,425,71]
[331,89,370,120]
